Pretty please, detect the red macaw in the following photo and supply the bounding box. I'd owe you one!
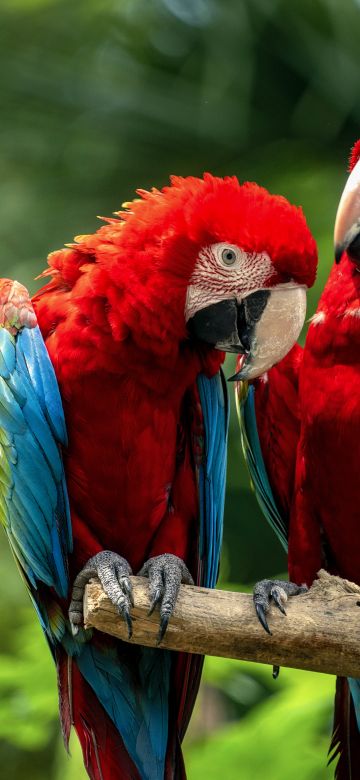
[237,145,360,778]
[0,174,317,779]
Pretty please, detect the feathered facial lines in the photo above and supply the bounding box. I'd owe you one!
[184,241,276,322]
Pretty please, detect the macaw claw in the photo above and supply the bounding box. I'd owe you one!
[138,553,194,645]
[253,578,308,635]
[255,602,272,635]
[69,551,134,639]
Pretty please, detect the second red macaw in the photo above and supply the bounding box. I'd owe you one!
[238,144,360,778]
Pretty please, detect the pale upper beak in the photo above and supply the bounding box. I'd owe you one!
[230,285,307,381]
[188,284,307,381]
[334,157,360,264]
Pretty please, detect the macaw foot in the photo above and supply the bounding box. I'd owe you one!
[69,551,134,638]
[138,554,194,645]
[253,578,308,635]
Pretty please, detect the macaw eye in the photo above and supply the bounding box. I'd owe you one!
[221,247,237,266]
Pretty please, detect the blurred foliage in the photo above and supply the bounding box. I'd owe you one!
[0,610,57,749]
[185,659,334,780]
[0,605,59,779]
[0,0,359,777]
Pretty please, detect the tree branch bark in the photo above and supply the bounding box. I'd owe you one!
[84,569,360,677]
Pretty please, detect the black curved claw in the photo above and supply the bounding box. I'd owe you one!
[272,665,280,679]
[157,614,170,645]
[272,591,287,615]
[255,602,272,635]
[123,609,133,640]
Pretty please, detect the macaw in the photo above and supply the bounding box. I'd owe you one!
[0,174,317,780]
[237,145,360,778]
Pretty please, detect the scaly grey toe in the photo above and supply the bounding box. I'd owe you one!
[69,550,133,638]
[253,578,308,635]
[138,553,194,644]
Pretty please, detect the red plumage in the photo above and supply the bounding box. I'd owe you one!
[289,256,360,587]
[31,172,316,778]
[252,242,360,778]
[254,254,360,578]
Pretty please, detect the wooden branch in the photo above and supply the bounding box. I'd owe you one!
[84,569,360,677]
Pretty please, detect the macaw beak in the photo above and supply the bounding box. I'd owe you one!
[229,285,307,381]
[334,157,360,264]
[188,286,307,381]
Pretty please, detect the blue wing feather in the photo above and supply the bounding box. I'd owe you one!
[237,383,288,551]
[76,643,171,780]
[0,325,71,600]
[0,328,16,377]
[197,370,229,588]
[18,326,68,445]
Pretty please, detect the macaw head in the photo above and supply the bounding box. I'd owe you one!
[334,139,360,265]
[105,174,317,380]
[182,177,317,380]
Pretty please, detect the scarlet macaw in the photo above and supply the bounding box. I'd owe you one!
[0,174,317,779]
[237,146,360,777]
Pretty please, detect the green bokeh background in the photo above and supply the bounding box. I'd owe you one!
[0,1,358,778]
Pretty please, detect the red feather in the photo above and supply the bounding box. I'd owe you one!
[254,254,360,773]
[348,139,360,171]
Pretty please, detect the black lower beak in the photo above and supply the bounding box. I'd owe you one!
[188,291,270,354]
[188,299,247,354]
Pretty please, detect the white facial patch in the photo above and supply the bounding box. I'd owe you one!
[185,242,273,322]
